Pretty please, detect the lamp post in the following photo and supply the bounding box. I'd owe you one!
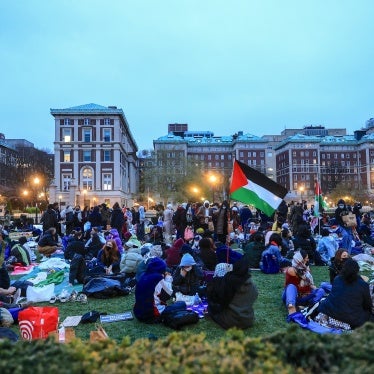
[59,195,62,211]
[33,177,40,224]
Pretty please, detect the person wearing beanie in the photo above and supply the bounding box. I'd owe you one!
[10,237,31,266]
[172,253,203,296]
[165,238,184,268]
[133,257,174,323]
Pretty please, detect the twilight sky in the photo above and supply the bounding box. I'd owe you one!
[1,0,374,152]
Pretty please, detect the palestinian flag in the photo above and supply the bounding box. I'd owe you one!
[314,180,327,217]
[229,160,288,217]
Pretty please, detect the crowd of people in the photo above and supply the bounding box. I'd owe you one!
[0,196,373,332]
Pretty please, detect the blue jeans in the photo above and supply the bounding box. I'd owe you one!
[282,282,331,307]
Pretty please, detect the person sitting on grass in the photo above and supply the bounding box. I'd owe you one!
[37,227,63,258]
[10,236,31,266]
[329,248,349,284]
[207,256,258,330]
[282,249,329,315]
[120,241,143,279]
[243,232,265,269]
[172,253,203,296]
[317,258,374,329]
[133,257,175,323]
[97,240,121,275]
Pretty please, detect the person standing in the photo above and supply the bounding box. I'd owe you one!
[110,202,125,240]
[40,204,58,233]
[163,203,174,245]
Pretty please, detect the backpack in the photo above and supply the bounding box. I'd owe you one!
[260,253,280,274]
[162,307,199,330]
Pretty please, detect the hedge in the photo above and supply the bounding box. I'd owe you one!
[1,323,374,373]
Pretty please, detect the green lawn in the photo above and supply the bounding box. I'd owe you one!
[12,266,330,343]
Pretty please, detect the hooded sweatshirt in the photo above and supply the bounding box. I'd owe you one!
[133,257,167,322]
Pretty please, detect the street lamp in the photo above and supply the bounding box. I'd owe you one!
[299,185,304,203]
[209,175,217,203]
[58,195,62,211]
[33,177,40,224]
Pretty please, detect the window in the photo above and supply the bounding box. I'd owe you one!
[84,118,90,125]
[253,152,256,157]
[62,174,71,191]
[103,173,112,190]
[62,128,71,142]
[239,152,244,157]
[221,155,224,160]
[103,150,111,162]
[83,151,91,162]
[247,152,251,157]
[82,167,93,190]
[208,155,211,160]
[260,152,264,157]
[228,154,232,160]
[104,118,110,125]
[63,150,70,162]
[64,118,71,125]
[103,129,111,142]
[83,129,92,142]
[215,155,219,160]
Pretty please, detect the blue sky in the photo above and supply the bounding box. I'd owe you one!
[1,1,374,152]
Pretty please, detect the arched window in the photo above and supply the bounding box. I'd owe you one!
[82,167,93,191]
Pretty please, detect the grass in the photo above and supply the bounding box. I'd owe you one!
[11,266,330,343]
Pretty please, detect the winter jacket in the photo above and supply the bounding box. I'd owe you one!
[209,277,258,330]
[317,236,338,264]
[318,275,373,329]
[172,265,203,295]
[165,238,184,268]
[120,247,143,274]
[110,208,125,235]
[40,208,58,232]
[243,241,265,269]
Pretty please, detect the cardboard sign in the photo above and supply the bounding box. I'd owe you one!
[100,312,134,323]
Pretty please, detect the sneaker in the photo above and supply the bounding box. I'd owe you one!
[13,288,22,304]
[76,293,88,304]
[19,301,33,308]
[58,289,70,303]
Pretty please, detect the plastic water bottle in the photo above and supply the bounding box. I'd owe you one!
[194,293,201,305]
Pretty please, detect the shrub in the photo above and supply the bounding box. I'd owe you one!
[1,325,374,373]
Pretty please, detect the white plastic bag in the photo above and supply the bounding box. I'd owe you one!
[26,284,55,303]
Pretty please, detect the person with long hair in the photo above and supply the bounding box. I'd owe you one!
[97,239,120,274]
[207,256,258,329]
[328,248,349,283]
[318,258,374,329]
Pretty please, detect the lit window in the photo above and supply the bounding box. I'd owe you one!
[103,173,112,190]
[63,128,71,142]
[82,167,93,190]
[62,174,71,191]
[63,150,70,162]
